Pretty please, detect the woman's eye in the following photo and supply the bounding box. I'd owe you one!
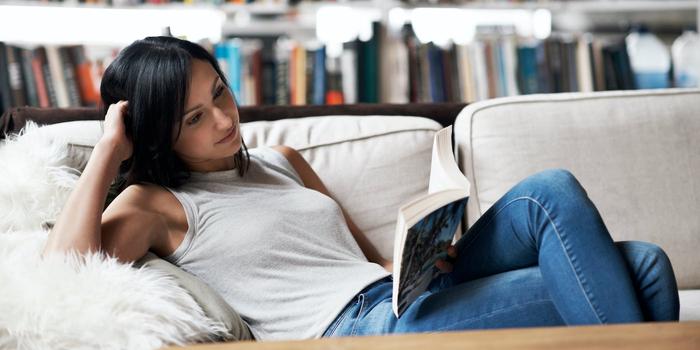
[186,86,225,126]
[188,114,201,125]
[215,85,225,99]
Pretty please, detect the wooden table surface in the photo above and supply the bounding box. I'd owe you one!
[165,321,700,350]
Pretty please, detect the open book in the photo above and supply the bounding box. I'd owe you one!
[391,125,470,318]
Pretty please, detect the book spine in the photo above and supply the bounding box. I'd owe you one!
[502,36,519,96]
[59,46,83,106]
[226,40,242,103]
[19,47,39,107]
[483,39,497,99]
[45,45,70,108]
[471,41,488,101]
[535,41,550,93]
[274,39,290,106]
[357,22,380,103]
[214,42,230,93]
[30,48,51,108]
[427,44,444,103]
[340,41,357,104]
[6,45,28,108]
[325,55,343,105]
[70,45,100,107]
[37,46,58,107]
[402,27,419,103]
[312,46,325,105]
[0,42,12,113]
[252,47,263,106]
[261,40,277,106]
[294,45,306,106]
[447,44,461,103]
[547,39,563,93]
[440,44,453,102]
[494,38,507,97]
[565,40,579,92]
[305,46,315,105]
[418,43,430,102]
[576,35,594,93]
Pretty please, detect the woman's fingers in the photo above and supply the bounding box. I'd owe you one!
[435,259,454,273]
[447,244,457,259]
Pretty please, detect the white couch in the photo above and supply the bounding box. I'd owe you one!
[29,88,700,341]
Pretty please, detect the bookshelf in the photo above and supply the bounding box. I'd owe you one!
[0,0,698,113]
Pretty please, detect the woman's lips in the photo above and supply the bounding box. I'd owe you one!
[216,125,236,144]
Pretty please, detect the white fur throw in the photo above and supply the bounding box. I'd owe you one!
[0,122,228,349]
[0,121,79,233]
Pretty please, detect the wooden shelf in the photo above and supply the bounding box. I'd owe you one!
[386,0,698,11]
[220,2,289,16]
[1,0,695,13]
[0,0,696,42]
[222,18,315,37]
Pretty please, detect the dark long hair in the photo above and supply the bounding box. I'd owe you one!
[100,36,250,193]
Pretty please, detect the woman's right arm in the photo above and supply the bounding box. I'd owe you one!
[41,137,123,256]
[41,101,165,263]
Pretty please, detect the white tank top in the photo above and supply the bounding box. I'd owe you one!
[163,146,391,341]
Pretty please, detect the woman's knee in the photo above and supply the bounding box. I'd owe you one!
[517,168,587,199]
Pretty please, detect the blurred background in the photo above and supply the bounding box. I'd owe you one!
[0,0,698,113]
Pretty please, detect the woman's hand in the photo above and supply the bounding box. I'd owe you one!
[435,244,458,274]
[382,244,457,275]
[99,100,133,162]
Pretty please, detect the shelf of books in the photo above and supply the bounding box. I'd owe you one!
[0,0,699,115]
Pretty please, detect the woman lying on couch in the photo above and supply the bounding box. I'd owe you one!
[41,35,680,341]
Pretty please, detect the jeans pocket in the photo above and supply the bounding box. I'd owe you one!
[325,296,358,337]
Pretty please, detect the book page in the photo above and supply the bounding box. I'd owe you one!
[428,125,471,194]
[394,197,468,317]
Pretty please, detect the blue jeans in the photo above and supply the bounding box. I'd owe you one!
[323,169,680,337]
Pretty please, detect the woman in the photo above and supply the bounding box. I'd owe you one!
[41,36,680,341]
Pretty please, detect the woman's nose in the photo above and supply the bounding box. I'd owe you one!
[213,107,233,129]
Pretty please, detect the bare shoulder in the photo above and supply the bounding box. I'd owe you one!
[270,145,299,161]
[271,145,311,171]
[270,145,306,176]
[270,145,333,195]
[113,183,176,213]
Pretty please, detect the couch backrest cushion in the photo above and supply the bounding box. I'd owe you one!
[38,115,442,260]
[242,116,442,259]
[454,88,700,289]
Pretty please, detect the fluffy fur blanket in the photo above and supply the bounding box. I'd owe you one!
[0,122,227,350]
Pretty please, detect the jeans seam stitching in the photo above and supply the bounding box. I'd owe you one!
[432,299,554,332]
[516,195,606,323]
[350,294,366,336]
[327,300,354,337]
[461,196,533,252]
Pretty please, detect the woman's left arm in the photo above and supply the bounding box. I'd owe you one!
[272,146,390,270]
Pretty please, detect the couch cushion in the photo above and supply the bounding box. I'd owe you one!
[239,115,442,259]
[133,252,254,341]
[454,88,700,289]
[679,290,700,321]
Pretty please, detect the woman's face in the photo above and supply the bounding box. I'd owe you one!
[173,59,241,172]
